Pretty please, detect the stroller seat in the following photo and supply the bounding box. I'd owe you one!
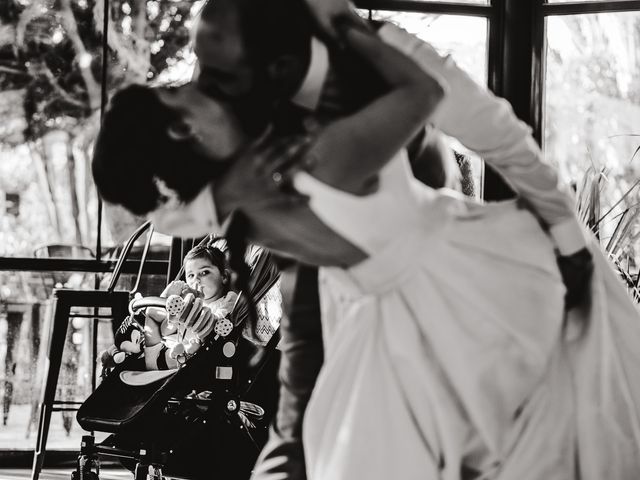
[119,370,178,386]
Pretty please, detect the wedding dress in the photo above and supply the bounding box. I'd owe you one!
[293,151,640,479]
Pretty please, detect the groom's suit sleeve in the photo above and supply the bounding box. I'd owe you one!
[378,23,587,256]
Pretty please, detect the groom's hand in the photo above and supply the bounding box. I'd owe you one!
[557,247,593,310]
[214,132,314,217]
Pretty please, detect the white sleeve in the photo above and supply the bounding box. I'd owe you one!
[378,23,587,255]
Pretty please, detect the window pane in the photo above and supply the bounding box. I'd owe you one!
[0,0,199,258]
[365,11,488,195]
[544,12,640,263]
[0,0,103,258]
[369,11,488,84]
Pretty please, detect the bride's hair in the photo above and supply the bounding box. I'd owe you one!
[92,84,228,216]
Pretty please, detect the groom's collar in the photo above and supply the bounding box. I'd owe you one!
[290,36,329,111]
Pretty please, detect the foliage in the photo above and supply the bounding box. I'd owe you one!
[575,154,640,301]
[0,0,198,254]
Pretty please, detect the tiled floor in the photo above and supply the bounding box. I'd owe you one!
[0,469,131,480]
[0,468,199,479]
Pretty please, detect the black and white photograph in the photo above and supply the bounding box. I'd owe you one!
[1,0,640,479]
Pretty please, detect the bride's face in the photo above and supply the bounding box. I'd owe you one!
[155,82,247,160]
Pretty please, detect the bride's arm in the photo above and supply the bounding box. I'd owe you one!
[305,22,447,193]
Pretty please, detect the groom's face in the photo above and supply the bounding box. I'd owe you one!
[194,0,255,98]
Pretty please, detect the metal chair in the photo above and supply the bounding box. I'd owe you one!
[31,222,155,480]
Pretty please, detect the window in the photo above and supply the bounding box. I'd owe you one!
[544,12,640,181]
[0,0,197,450]
[359,2,493,195]
[542,2,640,269]
[0,0,198,259]
[369,10,488,84]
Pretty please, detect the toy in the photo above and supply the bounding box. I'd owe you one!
[98,314,146,376]
[113,314,146,364]
[165,294,185,317]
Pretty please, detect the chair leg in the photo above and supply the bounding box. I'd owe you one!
[31,403,52,480]
[31,296,69,480]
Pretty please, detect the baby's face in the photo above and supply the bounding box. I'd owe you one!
[184,257,225,302]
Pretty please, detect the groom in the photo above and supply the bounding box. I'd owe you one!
[189,0,593,478]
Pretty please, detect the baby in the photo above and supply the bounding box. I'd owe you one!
[143,245,238,370]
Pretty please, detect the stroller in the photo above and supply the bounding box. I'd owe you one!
[72,229,282,480]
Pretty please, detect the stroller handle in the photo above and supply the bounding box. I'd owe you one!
[129,295,166,315]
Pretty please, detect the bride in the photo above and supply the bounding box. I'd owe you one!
[92,3,640,479]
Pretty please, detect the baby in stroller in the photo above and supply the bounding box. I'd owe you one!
[143,243,238,370]
[77,240,282,480]
[102,240,279,374]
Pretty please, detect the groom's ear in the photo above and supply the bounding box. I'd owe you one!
[267,54,306,89]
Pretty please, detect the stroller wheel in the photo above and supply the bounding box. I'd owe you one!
[72,451,100,480]
[134,463,164,480]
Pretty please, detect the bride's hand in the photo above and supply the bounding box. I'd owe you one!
[303,0,369,41]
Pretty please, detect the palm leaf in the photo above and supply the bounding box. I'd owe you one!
[574,145,640,302]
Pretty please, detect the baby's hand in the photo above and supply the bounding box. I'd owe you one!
[161,280,189,298]
[184,339,202,355]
